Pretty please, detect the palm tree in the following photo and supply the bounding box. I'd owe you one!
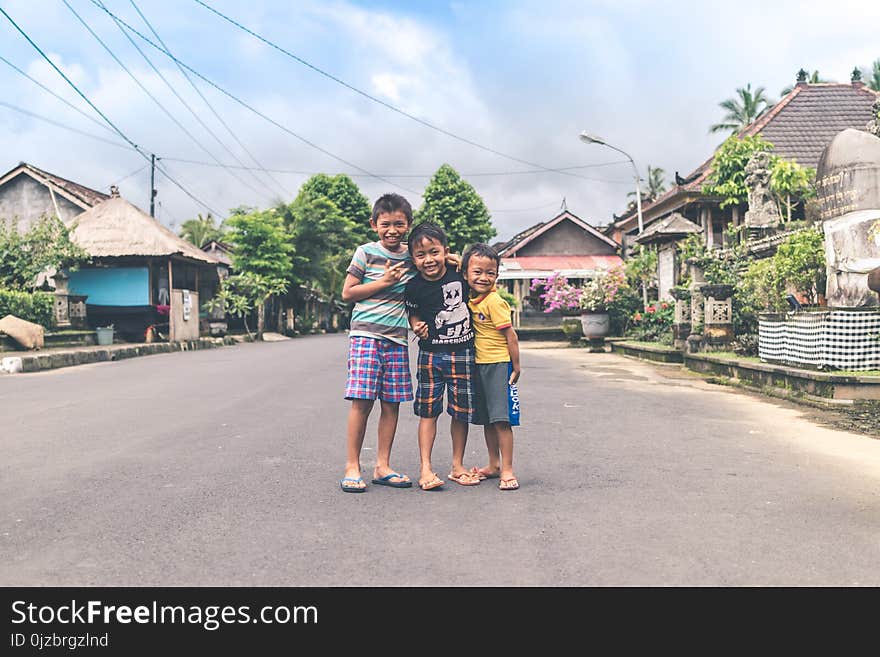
[179,213,225,248]
[780,69,830,96]
[627,165,667,203]
[709,83,773,134]
[865,59,880,91]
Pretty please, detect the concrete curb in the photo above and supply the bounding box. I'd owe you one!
[2,337,236,375]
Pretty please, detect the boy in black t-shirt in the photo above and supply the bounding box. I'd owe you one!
[405,222,481,491]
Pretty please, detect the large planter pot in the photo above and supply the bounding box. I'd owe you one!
[669,286,691,301]
[580,311,610,339]
[698,284,735,300]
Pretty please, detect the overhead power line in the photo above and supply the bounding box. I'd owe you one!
[192,0,628,182]
[161,156,634,183]
[0,100,132,149]
[62,0,272,204]
[0,5,221,217]
[0,101,634,186]
[87,0,420,196]
[0,53,115,134]
[127,0,289,199]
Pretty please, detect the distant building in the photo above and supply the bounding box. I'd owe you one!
[607,77,879,260]
[0,162,108,231]
[496,210,623,327]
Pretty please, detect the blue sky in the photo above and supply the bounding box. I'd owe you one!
[1,0,878,241]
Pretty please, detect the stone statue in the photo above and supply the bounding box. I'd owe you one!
[867,98,880,138]
[744,150,781,228]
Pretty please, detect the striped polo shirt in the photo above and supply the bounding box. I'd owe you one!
[347,241,416,345]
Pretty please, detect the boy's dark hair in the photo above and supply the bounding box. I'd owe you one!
[371,193,413,224]
[462,243,500,272]
[407,221,448,254]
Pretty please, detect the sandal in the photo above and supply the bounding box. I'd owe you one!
[419,473,445,491]
[471,466,500,481]
[499,477,519,491]
[447,471,481,486]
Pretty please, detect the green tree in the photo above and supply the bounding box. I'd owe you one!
[769,159,816,222]
[178,213,225,248]
[709,83,773,134]
[862,59,880,91]
[224,209,292,339]
[298,174,373,247]
[414,164,496,253]
[703,134,774,208]
[0,215,88,291]
[624,244,657,310]
[276,194,357,296]
[773,228,826,304]
[627,165,666,204]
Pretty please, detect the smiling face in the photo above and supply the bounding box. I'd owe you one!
[410,236,449,281]
[370,210,410,252]
[465,254,499,295]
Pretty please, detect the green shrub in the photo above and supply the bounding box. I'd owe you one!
[0,288,55,328]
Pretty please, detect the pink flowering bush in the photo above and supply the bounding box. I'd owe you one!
[531,267,627,313]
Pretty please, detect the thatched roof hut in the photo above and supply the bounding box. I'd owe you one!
[70,196,220,265]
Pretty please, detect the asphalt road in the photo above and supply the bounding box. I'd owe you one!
[2,334,879,586]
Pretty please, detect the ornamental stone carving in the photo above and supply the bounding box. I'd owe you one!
[744,150,781,228]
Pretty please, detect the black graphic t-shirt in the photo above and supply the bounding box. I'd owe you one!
[405,268,474,352]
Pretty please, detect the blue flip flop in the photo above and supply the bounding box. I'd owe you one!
[371,472,412,488]
[340,477,366,493]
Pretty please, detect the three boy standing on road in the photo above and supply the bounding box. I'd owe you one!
[339,192,520,493]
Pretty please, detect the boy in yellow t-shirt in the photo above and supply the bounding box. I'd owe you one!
[462,243,521,491]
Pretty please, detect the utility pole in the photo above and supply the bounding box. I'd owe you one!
[150,153,157,217]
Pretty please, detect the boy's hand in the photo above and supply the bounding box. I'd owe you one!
[509,367,521,385]
[445,253,462,271]
[411,320,429,340]
[381,259,406,284]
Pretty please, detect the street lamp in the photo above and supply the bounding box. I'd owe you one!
[579,131,643,234]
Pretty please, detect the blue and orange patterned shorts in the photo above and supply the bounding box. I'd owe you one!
[345,336,413,402]
[414,348,476,422]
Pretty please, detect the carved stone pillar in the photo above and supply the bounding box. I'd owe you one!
[670,286,691,350]
[52,271,71,328]
[700,284,735,347]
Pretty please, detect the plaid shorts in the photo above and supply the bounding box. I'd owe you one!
[414,348,476,422]
[345,336,413,402]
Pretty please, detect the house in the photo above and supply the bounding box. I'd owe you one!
[607,74,880,299]
[0,162,108,231]
[496,209,623,327]
[66,190,224,342]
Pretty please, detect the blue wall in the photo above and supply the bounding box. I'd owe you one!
[68,267,150,306]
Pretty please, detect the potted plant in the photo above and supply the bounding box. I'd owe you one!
[530,268,626,339]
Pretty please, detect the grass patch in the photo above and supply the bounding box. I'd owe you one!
[620,340,677,351]
[700,351,762,362]
[829,370,880,377]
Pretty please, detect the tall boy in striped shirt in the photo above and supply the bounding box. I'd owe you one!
[339,193,416,492]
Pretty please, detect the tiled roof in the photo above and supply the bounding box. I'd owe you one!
[16,162,109,208]
[613,83,879,231]
[744,83,878,169]
[498,210,616,256]
[635,212,702,244]
[499,255,623,279]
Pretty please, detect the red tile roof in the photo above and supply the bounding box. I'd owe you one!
[501,255,623,272]
[612,82,879,232]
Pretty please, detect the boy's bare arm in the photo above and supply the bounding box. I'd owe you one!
[409,313,429,340]
[500,326,521,384]
[341,260,407,303]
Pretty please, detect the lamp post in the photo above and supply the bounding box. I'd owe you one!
[579,131,643,234]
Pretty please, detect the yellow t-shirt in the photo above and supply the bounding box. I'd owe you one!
[468,290,513,364]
